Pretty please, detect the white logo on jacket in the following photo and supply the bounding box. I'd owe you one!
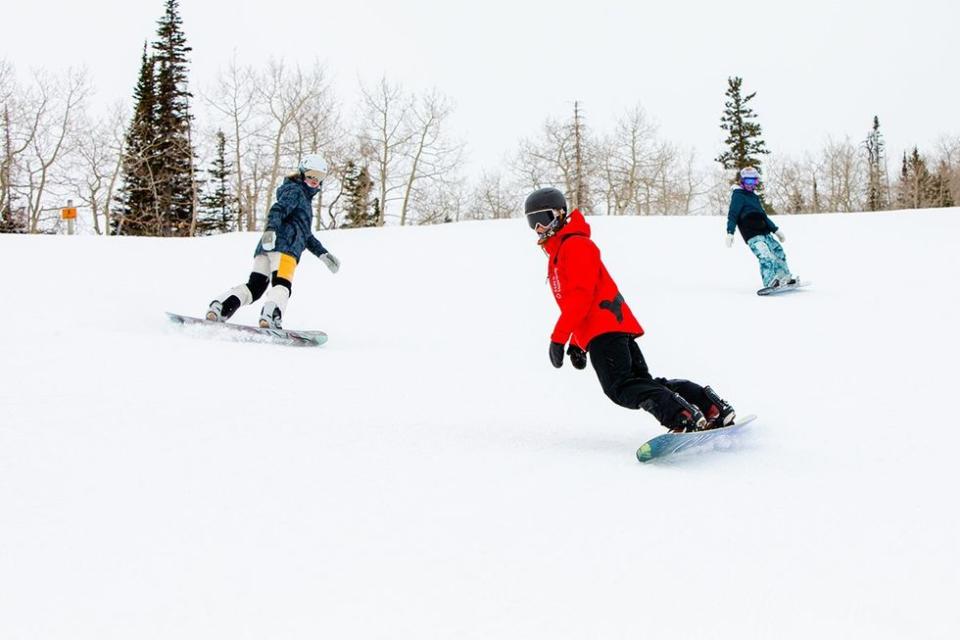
[549,266,563,299]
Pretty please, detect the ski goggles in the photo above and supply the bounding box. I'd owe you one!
[526,208,559,231]
[741,177,759,186]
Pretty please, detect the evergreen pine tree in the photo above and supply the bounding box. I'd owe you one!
[342,160,377,228]
[197,130,233,235]
[115,44,160,236]
[1,104,24,233]
[864,116,888,211]
[152,0,195,236]
[897,147,934,209]
[716,76,770,174]
[932,160,955,208]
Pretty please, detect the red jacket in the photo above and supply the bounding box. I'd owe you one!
[542,210,644,348]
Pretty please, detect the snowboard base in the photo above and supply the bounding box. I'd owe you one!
[637,414,757,463]
[166,312,327,347]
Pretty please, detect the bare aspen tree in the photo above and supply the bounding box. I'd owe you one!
[241,144,270,228]
[254,60,330,227]
[935,136,960,205]
[514,117,578,201]
[1,105,13,225]
[206,56,259,231]
[666,148,702,215]
[359,77,415,226]
[412,175,466,225]
[292,85,340,230]
[820,136,865,212]
[765,155,813,214]
[1,61,42,231]
[186,96,199,236]
[639,141,679,215]
[23,68,91,233]
[611,107,693,215]
[72,104,125,234]
[398,89,463,226]
[467,171,518,220]
[704,168,736,216]
[598,106,659,215]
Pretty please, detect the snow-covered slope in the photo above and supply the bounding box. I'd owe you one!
[2,210,958,639]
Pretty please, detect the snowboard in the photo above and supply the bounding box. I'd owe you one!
[636,414,757,463]
[165,312,328,347]
[757,280,809,296]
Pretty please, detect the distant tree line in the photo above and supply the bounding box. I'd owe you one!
[1,4,958,235]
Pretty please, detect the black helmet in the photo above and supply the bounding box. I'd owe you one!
[524,187,568,236]
[524,187,567,216]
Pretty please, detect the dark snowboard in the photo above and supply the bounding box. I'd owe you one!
[757,280,809,296]
[166,312,327,347]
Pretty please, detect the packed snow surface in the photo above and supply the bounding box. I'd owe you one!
[2,210,958,639]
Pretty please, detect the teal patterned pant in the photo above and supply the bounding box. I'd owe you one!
[746,234,791,287]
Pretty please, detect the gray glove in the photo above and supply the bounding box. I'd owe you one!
[725,233,734,248]
[261,229,276,251]
[319,251,340,273]
[775,229,786,242]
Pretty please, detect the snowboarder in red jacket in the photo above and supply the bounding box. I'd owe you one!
[526,187,735,432]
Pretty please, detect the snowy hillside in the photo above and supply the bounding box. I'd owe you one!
[2,210,959,639]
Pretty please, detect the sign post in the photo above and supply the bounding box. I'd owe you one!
[61,199,77,235]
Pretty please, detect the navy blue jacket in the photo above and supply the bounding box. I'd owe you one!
[255,177,328,262]
[726,187,778,242]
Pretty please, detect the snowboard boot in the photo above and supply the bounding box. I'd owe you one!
[206,295,241,322]
[259,301,282,330]
[666,394,707,433]
[784,274,799,286]
[703,386,736,429]
[206,300,224,322]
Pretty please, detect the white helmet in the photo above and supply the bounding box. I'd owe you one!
[298,154,328,179]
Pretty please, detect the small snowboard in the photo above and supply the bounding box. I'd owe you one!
[757,280,809,296]
[636,414,757,463]
[166,312,328,347]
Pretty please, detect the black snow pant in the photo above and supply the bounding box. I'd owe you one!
[587,332,713,428]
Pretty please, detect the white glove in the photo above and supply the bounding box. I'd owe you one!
[319,251,340,274]
[725,234,734,248]
[261,229,276,251]
[775,229,786,242]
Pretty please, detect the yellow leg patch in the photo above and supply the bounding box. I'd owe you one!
[277,253,298,282]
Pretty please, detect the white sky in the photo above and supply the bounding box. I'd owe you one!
[3,0,957,176]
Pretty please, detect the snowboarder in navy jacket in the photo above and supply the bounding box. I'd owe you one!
[205,154,340,329]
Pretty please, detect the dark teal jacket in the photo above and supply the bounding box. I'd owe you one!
[726,187,778,242]
[255,177,328,262]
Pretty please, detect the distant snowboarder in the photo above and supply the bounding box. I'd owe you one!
[525,187,735,433]
[725,166,798,290]
[205,154,341,329]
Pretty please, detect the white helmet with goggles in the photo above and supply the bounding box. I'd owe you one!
[298,154,328,181]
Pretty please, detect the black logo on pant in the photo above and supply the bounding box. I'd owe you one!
[599,293,625,323]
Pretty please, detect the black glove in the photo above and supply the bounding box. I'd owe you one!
[549,342,565,368]
[567,344,588,370]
